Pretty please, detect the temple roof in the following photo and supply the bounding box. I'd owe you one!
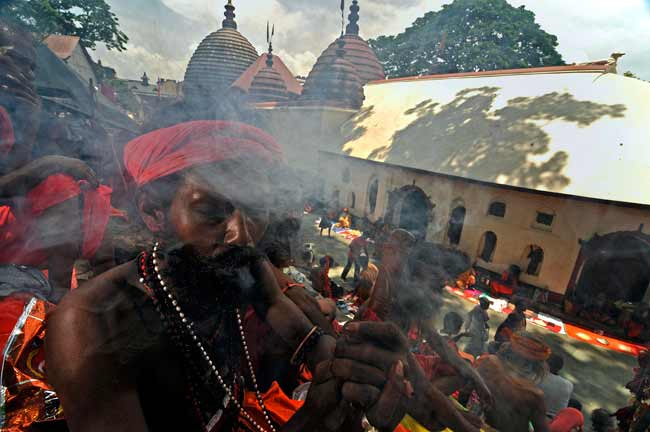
[298,39,364,109]
[247,54,289,103]
[309,1,384,84]
[336,66,650,206]
[183,1,258,100]
[232,53,302,99]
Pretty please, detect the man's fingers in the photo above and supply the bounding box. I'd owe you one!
[341,382,381,410]
[367,360,411,430]
[343,321,409,351]
[323,400,349,431]
[335,341,402,372]
[331,358,386,388]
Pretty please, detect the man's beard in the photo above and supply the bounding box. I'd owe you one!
[164,244,266,322]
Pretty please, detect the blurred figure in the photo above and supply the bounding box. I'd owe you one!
[318,209,332,237]
[590,409,616,432]
[475,332,551,432]
[494,312,526,347]
[464,297,491,358]
[539,353,574,419]
[341,232,369,282]
[440,311,469,347]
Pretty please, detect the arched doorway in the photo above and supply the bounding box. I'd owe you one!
[572,232,650,304]
[331,190,340,211]
[447,205,466,246]
[398,187,431,240]
[522,245,544,276]
[367,178,379,214]
[478,231,497,262]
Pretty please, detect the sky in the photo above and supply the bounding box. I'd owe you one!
[93,0,650,82]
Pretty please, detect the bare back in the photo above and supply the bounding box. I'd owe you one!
[476,355,549,432]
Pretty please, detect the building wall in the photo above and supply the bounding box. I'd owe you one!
[68,45,97,85]
[319,152,650,296]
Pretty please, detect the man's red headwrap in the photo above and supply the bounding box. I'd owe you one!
[0,174,112,265]
[510,333,552,361]
[124,120,283,187]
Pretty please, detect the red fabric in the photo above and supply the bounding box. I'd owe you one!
[124,120,283,187]
[549,408,584,432]
[0,174,112,265]
[240,381,303,430]
[0,106,15,158]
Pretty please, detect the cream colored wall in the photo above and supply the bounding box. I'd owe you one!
[319,152,650,295]
[68,45,97,85]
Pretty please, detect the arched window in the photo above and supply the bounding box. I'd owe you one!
[447,205,466,246]
[368,178,379,214]
[479,231,497,262]
[349,192,356,209]
[524,245,544,276]
[488,201,506,218]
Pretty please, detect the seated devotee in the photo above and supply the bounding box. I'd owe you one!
[456,268,477,290]
[549,407,584,432]
[310,255,335,299]
[539,353,574,419]
[475,332,551,432]
[494,312,526,347]
[464,297,491,358]
[490,265,521,297]
[337,207,351,229]
[43,121,440,432]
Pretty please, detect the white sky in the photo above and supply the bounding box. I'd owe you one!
[94,0,650,81]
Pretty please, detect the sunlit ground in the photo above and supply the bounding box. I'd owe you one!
[299,213,637,415]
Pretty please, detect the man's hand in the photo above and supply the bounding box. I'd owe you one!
[0,156,98,197]
[334,321,414,430]
[285,321,413,432]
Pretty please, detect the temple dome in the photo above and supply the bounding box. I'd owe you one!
[309,1,384,84]
[183,1,258,100]
[298,39,364,109]
[248,54,289,103]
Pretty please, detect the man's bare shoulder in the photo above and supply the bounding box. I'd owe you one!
[45,261,154,373]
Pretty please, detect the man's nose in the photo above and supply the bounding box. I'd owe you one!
[224,209,255,247]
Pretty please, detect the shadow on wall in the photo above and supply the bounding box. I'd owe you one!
[347,87,626,190]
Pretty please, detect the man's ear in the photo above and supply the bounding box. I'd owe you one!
[137,191,166,233]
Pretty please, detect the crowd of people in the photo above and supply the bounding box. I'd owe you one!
[0,19,648,432]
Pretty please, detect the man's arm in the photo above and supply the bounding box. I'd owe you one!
[530,392,550,432]
[45,281,148,431]
[424,327,493,407]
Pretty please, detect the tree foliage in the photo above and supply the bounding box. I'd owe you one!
[369,0,564,78]
[1,0,128,51]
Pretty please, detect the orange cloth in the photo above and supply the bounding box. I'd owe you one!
[549,408,584,432]
[239,381,304,430]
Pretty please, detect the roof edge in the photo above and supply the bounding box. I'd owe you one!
[368,65,610,86]
[318,150,650,211]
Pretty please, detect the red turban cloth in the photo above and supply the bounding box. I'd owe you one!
[124,120,283,187]
[510,333,552,361]
[0,174,112,265]
[549,408,584,432]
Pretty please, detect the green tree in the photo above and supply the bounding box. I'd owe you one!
[1,0,128,51]
[369,0,564,78]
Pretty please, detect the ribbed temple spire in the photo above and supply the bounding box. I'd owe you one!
[346,0,360,35]
[222,0,237,29]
